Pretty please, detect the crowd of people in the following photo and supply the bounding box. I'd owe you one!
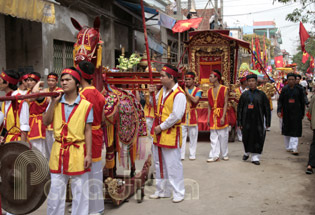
[0,61,105,215]
[145,67,314,205]
[0,62,314,214]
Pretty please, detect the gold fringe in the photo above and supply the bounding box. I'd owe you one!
[73,48,76,67]
[107,124,114,148]
[96,44,102,68]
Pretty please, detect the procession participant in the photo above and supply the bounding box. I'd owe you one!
[78,61,105,214]
[148,64,186,203]
[45,72,62,93]
[306,95,315,174]
[181,71,202,160]
[43,67,93,215]
[277,73,305,155]
[234,76,247,142]
[237,74,271,165]
[300,76,308,91]
[44,72,62,156]
[27,72,49,157]
[0,70,29,215]
[206,70,229,162]
[296,74,309,106]
[0,69,30,143]
[13,70,29,95]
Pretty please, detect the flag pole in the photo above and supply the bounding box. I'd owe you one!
[249,48,279,94]
[140,0,164,179]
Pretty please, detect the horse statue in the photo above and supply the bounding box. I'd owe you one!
[71,17,148,179]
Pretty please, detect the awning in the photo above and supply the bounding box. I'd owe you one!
[114,0,159,22]
[116,0,158,15]
[0,0,55,24]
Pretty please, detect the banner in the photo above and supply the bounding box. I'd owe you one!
[274,56,284,68]
[299,22,310,52]
[0,0,55,24]
[172,17,203,33]
[302,51,310,64]
[159,12,176,30]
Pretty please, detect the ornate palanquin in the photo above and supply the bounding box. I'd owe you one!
[186,30,250,131]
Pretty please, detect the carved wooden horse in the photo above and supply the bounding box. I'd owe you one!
[71,17,147,178]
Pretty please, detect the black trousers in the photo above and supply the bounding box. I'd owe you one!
[308,130,315,167]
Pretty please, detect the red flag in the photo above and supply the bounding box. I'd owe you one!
[172,18,203,33]
[263,34,267,68]
[299,22,310,52]
[274,55,283,67]
[310,56,314,68]
[251,37,255,69]
[302,51,310,64]
[307,66,312,74]
[254,36,262,69]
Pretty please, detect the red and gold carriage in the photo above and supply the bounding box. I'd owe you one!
[185,30,250,136]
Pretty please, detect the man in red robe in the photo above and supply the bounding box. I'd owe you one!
[207,70,229,162]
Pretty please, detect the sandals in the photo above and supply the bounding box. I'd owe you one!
[306,168,313,175]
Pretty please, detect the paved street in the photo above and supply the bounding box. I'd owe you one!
[28,100,315,215]
[106,101,315,215]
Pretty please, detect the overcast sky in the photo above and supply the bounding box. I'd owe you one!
[194,0,314,56]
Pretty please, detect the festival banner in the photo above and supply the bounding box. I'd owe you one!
[274,55,284,68]
[299,22,310,52]
[172,17,203,33]
[302,51,310,64]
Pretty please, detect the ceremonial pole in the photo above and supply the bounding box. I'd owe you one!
[140,0,164,178]
[250,49,279,94]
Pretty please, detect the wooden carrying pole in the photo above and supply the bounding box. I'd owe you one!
[0,92,60,102]
[140,0,164,179]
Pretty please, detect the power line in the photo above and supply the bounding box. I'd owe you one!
[224,3,297,17]
[224,3,272,8]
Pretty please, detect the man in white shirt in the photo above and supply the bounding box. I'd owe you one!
[300,77,308,89]
[148,64,186,203]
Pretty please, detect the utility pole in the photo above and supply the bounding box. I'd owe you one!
[214,0,218,29]
[176,0,181,19]
[220,0,223,26]
[188,0,191,12]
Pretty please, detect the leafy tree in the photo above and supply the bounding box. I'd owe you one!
[292,37,315,73]
[274,0,315,26]
[243,34,274,58]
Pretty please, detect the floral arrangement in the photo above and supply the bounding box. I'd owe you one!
[117,53,142,71]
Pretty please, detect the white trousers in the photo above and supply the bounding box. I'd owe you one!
[236,126,242,142]
[244,152,261,161]
[88,161,104,214]
[47,172,89,215]
[209,127,229,158]
[146,117,154,144]
[152,144,185,200]
[181,125,198,159]
[284,136,299,151]
[30,138,47,158]
[45,130,54,157]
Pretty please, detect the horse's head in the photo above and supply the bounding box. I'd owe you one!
[71,17,101,66]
